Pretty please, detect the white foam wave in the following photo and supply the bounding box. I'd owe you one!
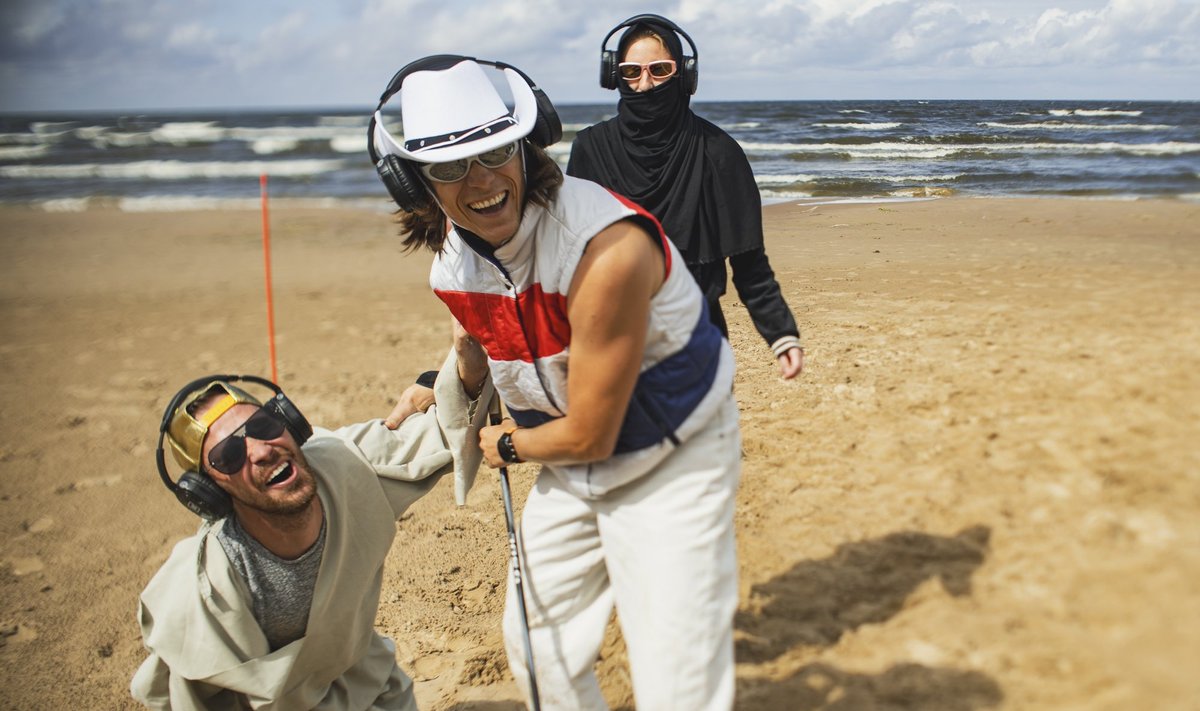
[227,125,354,142]
[739,140,1200,158]
[40,198,92,212]
[877,174,961,183]
[0,158,345,180]
[740,141,964,159]
[839,109,869,114]
[90,132,156,149]
[719,122,762,130]
[0,132,48,146]
[0,145,49,160]
[813,122,901,130]
[151,121,225,145]
[31,121,76,135]
[983,121,1175,131]
[755,174,820,185]
[252,138,300,155]
[1049,108,1143,117]
[331,135,367,154]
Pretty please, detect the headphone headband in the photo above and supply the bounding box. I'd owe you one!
[600,13,700,63]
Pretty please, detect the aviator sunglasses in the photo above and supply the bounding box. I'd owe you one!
[419,140,520,183]
[618,59,677,81]
[206,407,287,474]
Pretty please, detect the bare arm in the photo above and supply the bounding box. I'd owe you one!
[479,219,663,466]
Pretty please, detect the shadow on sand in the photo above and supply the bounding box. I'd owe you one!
[735,525,1001,710]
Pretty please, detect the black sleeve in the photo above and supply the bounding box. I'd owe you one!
[728,247,800,348]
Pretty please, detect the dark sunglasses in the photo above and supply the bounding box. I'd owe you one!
[419,141,520,183]
[618,60,677,81]
[206,406,287,474]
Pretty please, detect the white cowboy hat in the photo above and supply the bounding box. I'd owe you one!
[373,58,538,164]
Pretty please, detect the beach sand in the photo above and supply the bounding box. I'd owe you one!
[1,197,1197,710]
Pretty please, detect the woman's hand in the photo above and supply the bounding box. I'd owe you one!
[479,417,517,468]
[777,346,805,380]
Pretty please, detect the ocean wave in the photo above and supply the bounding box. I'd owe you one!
[740,140,1200,158]
[813,122,902,130]
[0,158,346,180]
[982,121,1175,132]
[755,174,820,186]
[838,109,869,114]
[151,121,225,145]
[0,145,49,160]
[316,115,367,127]
[1049,108,1143,117]
[0,132,47,146]
[718,122,762,130]
[251,138,301,155]
[331,135,368,154]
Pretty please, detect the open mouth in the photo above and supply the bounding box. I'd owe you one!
[266,461,295,488]
[468,191,507,215]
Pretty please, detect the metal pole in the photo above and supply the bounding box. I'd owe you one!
[491,406,541,710]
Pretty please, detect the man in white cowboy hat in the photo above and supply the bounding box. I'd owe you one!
[130,329,492,711]
[370,57,744,710]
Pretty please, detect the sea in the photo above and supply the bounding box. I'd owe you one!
[1,99,1198,211]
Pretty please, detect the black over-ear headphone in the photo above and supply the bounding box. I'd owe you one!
[155,375,313,520]
[366,54,563,213]
[599,14,699,95]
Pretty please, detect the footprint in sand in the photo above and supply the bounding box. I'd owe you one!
[6,556,45,576]
[24,516,55,534]
[1,622,39,646]
[55,475,122,494]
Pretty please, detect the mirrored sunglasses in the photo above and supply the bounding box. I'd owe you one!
[618,60,677,81]
[206,406,286,474]
[419,141,520,183]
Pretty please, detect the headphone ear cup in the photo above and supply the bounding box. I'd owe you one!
[175,470,232,521]
[599,49,619,90]
[683,56,698,95]
[376,154,427,212]
[265,392,313,446]
[529,88,563,148]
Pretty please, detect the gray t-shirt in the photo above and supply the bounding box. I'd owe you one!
[217,515,327,651]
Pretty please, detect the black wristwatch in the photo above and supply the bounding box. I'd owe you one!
[497,429,522,464]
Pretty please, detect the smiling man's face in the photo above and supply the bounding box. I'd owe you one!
[200,403,317,516]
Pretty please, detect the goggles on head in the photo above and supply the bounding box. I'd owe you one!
[418,140,520,183]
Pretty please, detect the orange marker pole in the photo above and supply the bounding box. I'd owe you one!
[260,174,279,383]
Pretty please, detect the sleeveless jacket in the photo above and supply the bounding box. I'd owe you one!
[430,175,735,498]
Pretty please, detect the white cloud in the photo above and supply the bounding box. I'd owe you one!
[0,0,1196,110]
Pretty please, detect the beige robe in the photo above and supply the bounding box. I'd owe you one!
[131,351,491,709]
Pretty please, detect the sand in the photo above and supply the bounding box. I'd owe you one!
[0,197,1197,710]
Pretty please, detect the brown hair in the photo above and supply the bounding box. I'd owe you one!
[395,141,563,253]
[619,27,668,61]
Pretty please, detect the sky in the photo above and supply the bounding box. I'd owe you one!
[1,0,1197,113]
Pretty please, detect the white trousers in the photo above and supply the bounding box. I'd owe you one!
[503,398,741,710]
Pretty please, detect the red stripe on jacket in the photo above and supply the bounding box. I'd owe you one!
[435,284,570,363]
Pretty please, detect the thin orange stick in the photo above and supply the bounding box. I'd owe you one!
[260,174,279,383]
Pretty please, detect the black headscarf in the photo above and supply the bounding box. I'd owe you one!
[567,19,763,265]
